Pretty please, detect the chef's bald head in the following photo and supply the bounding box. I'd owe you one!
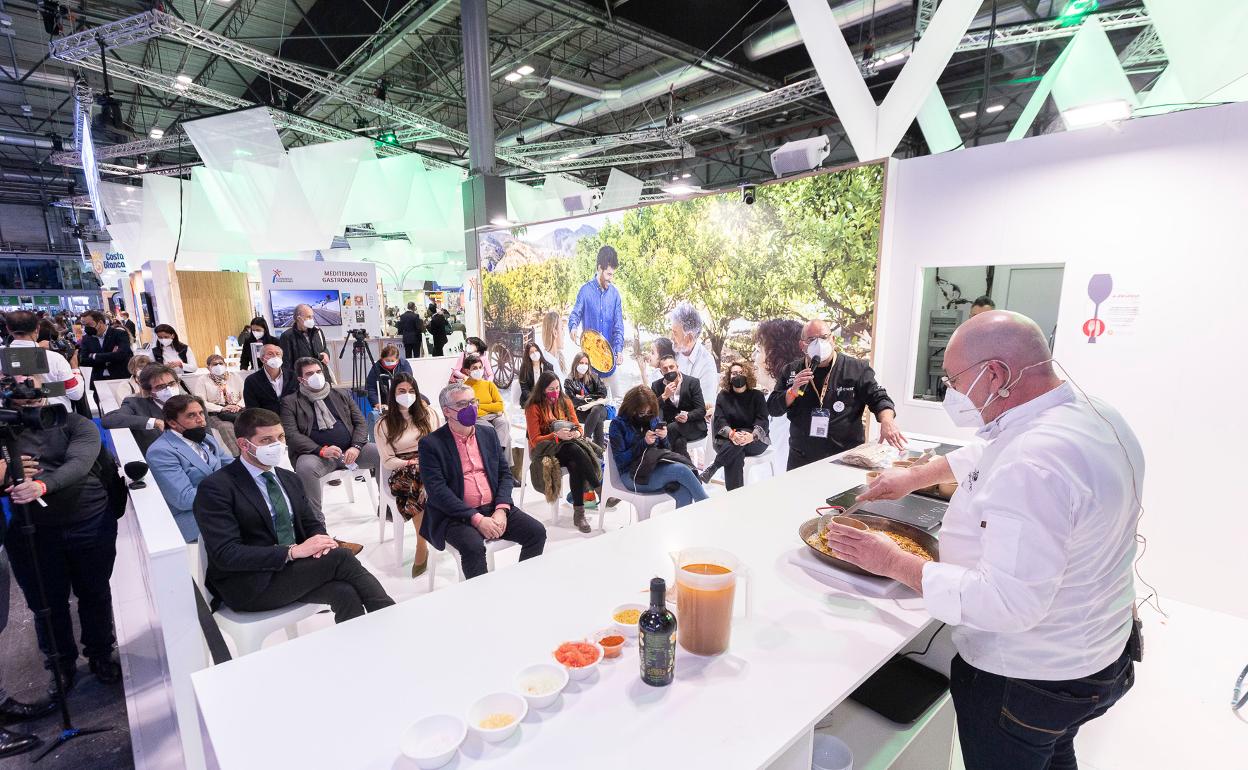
[946,310,1055,382]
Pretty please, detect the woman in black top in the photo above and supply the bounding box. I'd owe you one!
[700,360,770,490]
[563,351,608,447]
[518,341,552,405]
[238,316,279,370]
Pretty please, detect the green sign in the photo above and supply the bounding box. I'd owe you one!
[0,296,18,307]
[34,296,61,306]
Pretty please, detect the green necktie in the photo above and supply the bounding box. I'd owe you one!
[262,471,296,546]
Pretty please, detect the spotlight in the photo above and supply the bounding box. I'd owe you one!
[373,78,388,101]
[149,127,164,138]
[516,65,534,76]
[176,73,192,85]
[985,104,1005,114]
[958,110,977,119]
[504,72,522,82]
[741,184,756,205]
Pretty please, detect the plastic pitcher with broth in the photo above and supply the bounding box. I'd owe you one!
[673,548,746,656]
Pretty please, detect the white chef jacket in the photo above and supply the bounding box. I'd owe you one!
[676,342,718,411]
[921,382,1144,680]
[6,339,84,413]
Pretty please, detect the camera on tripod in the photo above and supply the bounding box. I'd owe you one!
[347,328,369,344]
[0,347,67,434]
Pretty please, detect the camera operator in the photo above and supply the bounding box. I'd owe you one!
[4,311,84,415]
[2,376,121,696]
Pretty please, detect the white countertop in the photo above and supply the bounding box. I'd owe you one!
[192,454,937,769]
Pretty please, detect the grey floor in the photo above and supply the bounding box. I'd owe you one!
[2,566,133,768]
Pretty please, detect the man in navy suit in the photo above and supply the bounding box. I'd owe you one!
[193,408,393,623]
[419,383,547,579]
[147,395,232,542]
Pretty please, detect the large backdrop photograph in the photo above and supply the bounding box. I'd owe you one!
[480,162,885,401]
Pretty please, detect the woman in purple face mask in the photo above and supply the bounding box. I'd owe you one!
[524,371,602,533]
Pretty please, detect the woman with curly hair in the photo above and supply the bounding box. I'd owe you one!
[753,319,804,386]
[700,360,770,490]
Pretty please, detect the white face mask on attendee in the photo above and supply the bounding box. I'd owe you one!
[303,318,316,330]
[252,330,264,340]
[155,385,178,402]
[395,393,417,409]
[529,352,541,362]
[248,440,286,467]
[468,368,483,380]
[209,364,226,376]
[576,363,590,376]
[159,337,174,347]
[306,373,326,390]
[264,356,283,371]
[806,338,833,361]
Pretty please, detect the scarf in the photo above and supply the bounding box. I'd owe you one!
[299,381,337,430]
[209,372,240,405]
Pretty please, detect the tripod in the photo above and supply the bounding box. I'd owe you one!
[0,436,109,761]
[337,332,375,397]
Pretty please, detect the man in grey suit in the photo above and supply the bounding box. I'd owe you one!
[279,357,379,527]
[146,395,232,542]
[101,364,181,454]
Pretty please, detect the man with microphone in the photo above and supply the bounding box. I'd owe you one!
[766,319,905,469]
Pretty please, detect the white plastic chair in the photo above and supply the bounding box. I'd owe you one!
[376,477,406,567]
[687,433,713,467]
[194,539,326,657]
[321,468,377,510]
[428,538,519,591]
[510,427,530,505]
[701,444,777,486]
[546,465,608,532]
[603,447,668,523]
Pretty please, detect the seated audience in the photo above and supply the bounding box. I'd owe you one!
[190,353,245,454]
[280,357,380,527]
[5,378,121,695]
[461,354,510,449]
[376,374,441,578]
[365,344,413,408]
[563,351,608,447]
[146,395,231,541]
[610,385,708,509]
[518,342,552,406]
[700,361,770,490]
[4,310,84,413]
[101,364,181,454]
[419,384,547,579]
[193,408,395,623]
[150,323,198,373]
[525,372,603,533]
[243,344,294,414]
[123,355,153,397]
[448,336,492,382]
[649,354,707,462]
[238,316,279,371]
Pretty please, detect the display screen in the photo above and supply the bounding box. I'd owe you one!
[270,289,343,328]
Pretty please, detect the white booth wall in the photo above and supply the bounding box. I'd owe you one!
[876,102,1248,620]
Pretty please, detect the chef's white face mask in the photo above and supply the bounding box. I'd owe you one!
[942,358,1052,429]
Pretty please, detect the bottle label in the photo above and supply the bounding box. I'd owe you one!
[640,629,676,684]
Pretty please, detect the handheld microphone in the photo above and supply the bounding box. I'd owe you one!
[124,461,148,490]
[797,355,820,396]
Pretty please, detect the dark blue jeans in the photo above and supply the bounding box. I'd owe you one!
[5,507,118,670]
[950,647,1134,770]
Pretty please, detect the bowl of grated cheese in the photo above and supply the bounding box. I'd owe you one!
[467,691,527,743]
[514,663,568,709]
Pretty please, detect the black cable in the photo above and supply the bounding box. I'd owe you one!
[904,622,946,658]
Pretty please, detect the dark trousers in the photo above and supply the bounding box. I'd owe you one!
[403,340,422,358]
[5,508,117,670]
[230,547,395,624]
[555,441,600,501]
[785,442,839,471]
[710,439,768,490]
[431,337,447,356]
[443,506,546,579]
[581,404,606,447]
[950,648,1134,770]
[665,423,705,462]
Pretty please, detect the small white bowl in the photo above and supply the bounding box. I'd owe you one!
[610,603,645,638]
[466,692,527,744]
[400,714,466,769]
[514,663,568,710]
[553,641,605,680]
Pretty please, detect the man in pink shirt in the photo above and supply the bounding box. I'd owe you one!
[417,384,547,579]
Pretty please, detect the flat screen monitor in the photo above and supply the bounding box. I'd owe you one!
[269,289,343,329]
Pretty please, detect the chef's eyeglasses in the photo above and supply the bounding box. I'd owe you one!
[800,332,831,344]
[940,358,997,389]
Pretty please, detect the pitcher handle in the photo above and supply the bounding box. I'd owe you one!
[736,566,751,620]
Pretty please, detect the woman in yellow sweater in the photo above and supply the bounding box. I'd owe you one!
[376,374,441,577]
[460,353,511,449]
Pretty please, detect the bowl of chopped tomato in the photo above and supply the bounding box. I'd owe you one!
[552,641,604,680]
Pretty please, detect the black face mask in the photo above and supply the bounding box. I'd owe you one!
[730,375,747,389]
[183,426,208,443]
[634,412,653,426]
[662,371,678,383]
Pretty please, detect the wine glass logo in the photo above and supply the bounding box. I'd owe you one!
[1084,274,1112,344]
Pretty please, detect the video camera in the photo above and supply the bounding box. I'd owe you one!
[0,347,68,433]
[347,328,369,343]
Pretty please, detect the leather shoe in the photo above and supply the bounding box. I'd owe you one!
[0,727,40,759]
[0,696,57,724]
[572,509,591,534]
[46,666,76,699]
[411,560,427,578]
[90,655,122,684]
[335,539,364,556]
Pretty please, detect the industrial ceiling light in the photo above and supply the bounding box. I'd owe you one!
[681,172,691,179]
[1057,0,1099,27]
[176,73,192,84]
[684,113,699,121]
[985,104,1005,113]
[1061,99,1132,129]
[958,110,977,119]
[149,127,164,138]
[661,183,698,196]
[135,158,148,170]
[490,217,516,227]
[515,65,535,76]
[504,72,522,82]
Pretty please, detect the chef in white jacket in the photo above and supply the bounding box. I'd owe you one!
[4,310,84,413]
[825,310,1143,770]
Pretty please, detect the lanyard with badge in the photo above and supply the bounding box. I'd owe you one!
[808,358,837,438]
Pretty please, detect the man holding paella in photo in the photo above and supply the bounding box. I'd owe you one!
[824,311,1143,770]
[568,245,624,396]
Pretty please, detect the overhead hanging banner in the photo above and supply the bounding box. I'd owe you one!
[257,258,380,341]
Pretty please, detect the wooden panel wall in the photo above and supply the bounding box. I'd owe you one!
[173,271,252,365]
